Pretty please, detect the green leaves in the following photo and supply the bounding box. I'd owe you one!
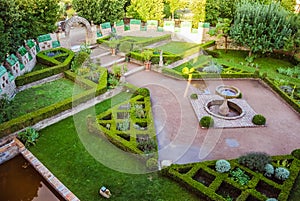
[18,127,39,148]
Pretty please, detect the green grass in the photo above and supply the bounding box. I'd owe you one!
[213,50,299,85]
[29,92,199,201]
[156,41,199,55]
[9,78,85,119]
[173,55,211,72]
[123,36,152,42]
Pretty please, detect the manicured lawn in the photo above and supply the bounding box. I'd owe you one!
[124,36,152,42]
[30,63,49,72]
[9,78,85,119]
[173,55,211,72]
[156,41,199,55]
[212,50,299,85]
[29,92,198,201]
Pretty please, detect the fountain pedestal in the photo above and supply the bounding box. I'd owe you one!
[219,99,229,116]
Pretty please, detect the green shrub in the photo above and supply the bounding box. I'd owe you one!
[137,139,157,154]
[229,168,250,185]
[275,167,290,181]
[18,127,39,148]
[238,152,271,172]
[291,149,300,159]
[199,116,214,128]
[134,88,150,97]
[237,92,243,99]
[190,93,198,100]
[215,159,231,173]
[252,114,266,125]
[203,61,223,73]
[146,157,158,170]
[264,163,275,177]
[71,51,90,72]
[119,41,133,53]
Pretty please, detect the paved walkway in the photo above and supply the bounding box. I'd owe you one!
[126,71,300,164]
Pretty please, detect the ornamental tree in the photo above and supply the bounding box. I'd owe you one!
[165,0,187,20]
[230,1,294,57]
[127,0,165,21]
[73,0,126,24]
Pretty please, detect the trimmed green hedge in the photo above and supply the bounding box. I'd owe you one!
[87,95,157,158]
[36,47,74,67]
[64,70,97,90]
[130,51,182,64]
[162,67,255,80]
[161,155,300,201]
[0,88,97,137]
[262,77,300,113]
[16,48,74,86]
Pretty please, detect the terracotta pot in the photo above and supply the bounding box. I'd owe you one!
[144,61,151,71]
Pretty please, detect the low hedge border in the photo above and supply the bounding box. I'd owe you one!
[0,88,98,137]
[130,51,182,64]
[16,48,74,86]
[1,68,108,137]
[262,77,300,113]
[64,70,97,90]
[87,95,157,158]
[36,47,74,67]
[161,155,300,201]
[162,67,255,80]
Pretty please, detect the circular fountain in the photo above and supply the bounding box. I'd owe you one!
[204,85,245,120]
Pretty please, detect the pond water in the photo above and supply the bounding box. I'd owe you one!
[0,154,64,201]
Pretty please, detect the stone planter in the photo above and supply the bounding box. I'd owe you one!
[144,61,151,71]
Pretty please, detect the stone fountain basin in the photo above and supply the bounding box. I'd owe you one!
[216,85,241,99]
[205,99,245,120]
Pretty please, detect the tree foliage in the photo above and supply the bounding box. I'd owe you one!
[166,0,187,20]
[127,0,165,21]
[188,0,206,27]
[15,0,61,39]
[0,0,23,61]
[230,1,295,57]
[73,0,126,24]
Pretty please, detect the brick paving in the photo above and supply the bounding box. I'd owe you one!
[126,71,300,164]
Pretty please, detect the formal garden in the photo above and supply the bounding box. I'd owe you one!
[0,0,300,201]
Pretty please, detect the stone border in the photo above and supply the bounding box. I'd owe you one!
[189,86,259,128]
[14,139,80,201]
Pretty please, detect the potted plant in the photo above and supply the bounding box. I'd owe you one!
[141,50,153,71]
[108,39,119,56]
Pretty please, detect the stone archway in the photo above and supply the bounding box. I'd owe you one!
[63,16,96,47]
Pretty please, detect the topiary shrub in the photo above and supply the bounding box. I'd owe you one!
[275,167,290,181]
[291,149,300,160]
[215,159,231,173]
[134,88,150,97]
[199,116,214,128]
[252,114,266,125]
[266,198,278,201]
[146,157,158,171]
[264,163,274,177]
[238,152,271,172]
[190,93,198,100]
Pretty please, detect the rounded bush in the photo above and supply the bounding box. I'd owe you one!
[264,163,274,177]
[266,198,278,201]
[252,114,266,125]
[291,149,300,160]
[146,158,158,170]
[200,116,214,128]
[238,152,271,172]
[275,167,290,180]
[237,92,243,99]
[215,159,231,173]
[134,88,150,97]
[190,93,198,100]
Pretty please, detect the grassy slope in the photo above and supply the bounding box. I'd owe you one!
[29,92,198,201]
[10,78,84,119]
[213,50,299,85]
[156,41,198,55]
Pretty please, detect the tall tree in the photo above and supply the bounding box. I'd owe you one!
[230,1,294,57]
[0,0,23,61]
[73,0,126,24]
[15,0,60,39]
[127,0,165,21]
[188,0,206,27]
[166,0,187,20]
